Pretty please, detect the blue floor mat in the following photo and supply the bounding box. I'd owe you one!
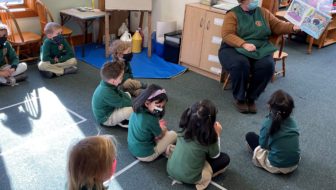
[75,43,187,79]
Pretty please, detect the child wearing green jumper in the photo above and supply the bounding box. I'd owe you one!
[110,40,146,97]
[245,89,300,174]
[92,61,133,128]
[128,84,177,162]
[38,22,77,78]
[167,100,230,190]
[0,24,27,86]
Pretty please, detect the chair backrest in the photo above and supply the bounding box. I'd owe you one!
[261,0,279,15]
[35,0,48,35]
[269,34,285,58]
[36,0,55,34]
[0,4,24,43]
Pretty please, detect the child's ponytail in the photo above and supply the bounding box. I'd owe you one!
[179,107,192,130]
[179,100,218,146]
[268,90,294,136]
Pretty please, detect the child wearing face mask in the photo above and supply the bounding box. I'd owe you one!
[127,84,177,162]
[0,24,27,86]
[38,22,77,78]
[110,40,146,97]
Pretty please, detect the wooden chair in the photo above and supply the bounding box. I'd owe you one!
[35,0,73,45]
[220,35,288,89]
[0,5,41,62]
[261,0,279,14]
[271,35,287,82]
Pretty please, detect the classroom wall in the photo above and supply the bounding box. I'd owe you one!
[16,0,93,35]
[152,0,200,30]
[16,0,199,36]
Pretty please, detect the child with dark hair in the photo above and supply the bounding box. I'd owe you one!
[110,40,146,96]
[167,100,230,190]
[67,135,117,190]
[127,84,177,162]
[92,61,133,128]
[0,24,27,86]
[245,89,300,174]
[38,22,77,78]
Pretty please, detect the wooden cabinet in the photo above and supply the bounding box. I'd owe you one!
[180,3,226,81]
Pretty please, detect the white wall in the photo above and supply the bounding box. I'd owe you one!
[16,0,94,35]
[16,0,199,35]
[152,0,200,30]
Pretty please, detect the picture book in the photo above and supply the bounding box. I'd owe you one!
[285,0,332,39]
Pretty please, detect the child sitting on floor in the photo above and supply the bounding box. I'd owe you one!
[38,22,77,78]
[0,24,27,86]
[110,40,146,97]
[92,61,133,128]
[67,135,117,190]
[167,99,230,190]
[128,84,177,162]
[245,89,300,174]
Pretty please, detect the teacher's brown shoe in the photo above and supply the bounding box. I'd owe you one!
[233,100,249,114]
[248,102,257,114]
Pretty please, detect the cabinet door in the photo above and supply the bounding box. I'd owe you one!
[199,11,225,76]
[180,6,206,67]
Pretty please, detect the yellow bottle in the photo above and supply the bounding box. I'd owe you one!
[132,30,142,53]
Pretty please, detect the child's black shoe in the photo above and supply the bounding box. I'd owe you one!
[40,70,54,78]
[64,66,78,75]
[14,73,28,82]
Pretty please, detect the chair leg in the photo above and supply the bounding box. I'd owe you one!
[272,60,277,82]
[223,73,230,90]
[282,58,286,77]
[220,67,225,83]
[68,34,74,47]
[17,45,20,59]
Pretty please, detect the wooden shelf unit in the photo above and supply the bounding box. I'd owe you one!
[179,3,226,81]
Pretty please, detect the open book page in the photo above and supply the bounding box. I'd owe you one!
[301,9,332,38]
[285,0,332,39]
[285,0,314,25]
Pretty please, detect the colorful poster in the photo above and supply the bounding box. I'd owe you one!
[285,0,332,39]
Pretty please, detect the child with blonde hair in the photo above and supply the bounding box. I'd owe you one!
[110,40,146,96]
[0,24,27,86]
[39,22,77,78]
[67,135,117,190]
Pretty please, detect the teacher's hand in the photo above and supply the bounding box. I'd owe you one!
[293,25,300,32]
[242,43,256,52]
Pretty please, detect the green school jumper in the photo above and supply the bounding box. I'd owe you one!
[0,42,19,69]
[91,81,132,124]
[167,133,220,184]
[40,38,74,64]
[231,6,277,59]
[123,61,133,82]
[127,108,162,157]
[259,115,300,167]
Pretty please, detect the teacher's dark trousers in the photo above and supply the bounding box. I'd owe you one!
[218,43,274,102]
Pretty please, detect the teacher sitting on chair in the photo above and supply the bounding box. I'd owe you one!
[218,0,299,114]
